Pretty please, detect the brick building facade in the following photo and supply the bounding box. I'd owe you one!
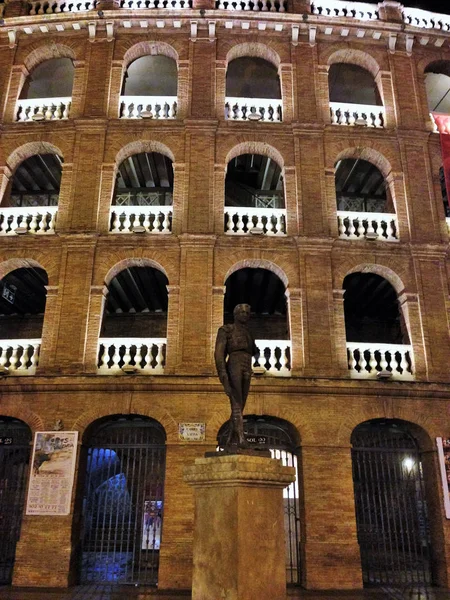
[0,0,450,592]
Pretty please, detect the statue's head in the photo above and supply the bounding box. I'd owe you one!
[233,303,251,324]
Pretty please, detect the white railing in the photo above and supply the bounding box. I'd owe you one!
[120,0,191,7]
[0,340,41,375]
[402,7,450,32]
[311,0,378,20]
[347,342,414,380]
[110,206,172,234]
[330,102,384,127]
[225,207,286,235]
[16,97,71,122]
[98,338,166,374]
[254,340,291,376]
[337,211,398,242]
[28,0,96,14]
[225,97,282,122]
[0,207,57,235]
[119,96,177,120]
[216,0,286,11]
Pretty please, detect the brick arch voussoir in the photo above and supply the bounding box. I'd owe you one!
[71,401,139,439]
[115,139,176,168]
[331,144,394,179]
[418,55,450,77]
[96,252,177,287]
[224,41,283,68]
[343,262,408,295]
[223,140,286,170]
[19,41,79,73]
[0,252,59,286]
[322,45,383,78]
[206,408,231,441]
[0,401,44,433]
[221,257,290,289]
[7,141,64,174]
[127,400,178,442]
[121,41,179,68]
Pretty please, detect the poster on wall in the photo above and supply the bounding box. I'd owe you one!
[26,431,78,516]
[436,437,450,519]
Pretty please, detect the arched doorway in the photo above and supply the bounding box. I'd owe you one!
[351,419,433,587]
[79,415,166,585]
[217,415,302,584]
[0,417,32,584]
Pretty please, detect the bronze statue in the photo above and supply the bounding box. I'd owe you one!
[215,304,258,449]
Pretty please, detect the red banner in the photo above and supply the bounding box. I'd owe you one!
[433,114,450,203]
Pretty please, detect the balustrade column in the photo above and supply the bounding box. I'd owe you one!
[332,289,349,373]
[386,171,410,242]
[4,65,28,123]
[36,285,60,372]
[98,163,116,233]
[398,291,426,380]
[215,60,227,120]
[375,70,396,128]
[172,162,186,235]
[286,287,303,375]
[85,285,108,373]
[283,165,299,236]
[108,61,124,119]
[178,59,190,120]
[165,285,180,374]
[279,63,293,123]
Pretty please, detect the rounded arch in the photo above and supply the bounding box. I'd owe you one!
[123,41,179,70]
[226,42,281,69]
[0,258,48,281]
[81,412,167,445]
[104,257,169,288]
[22,43,76,75]
[326,48,381,79]
[6,141,64,174]
[343,263,405,295]
[334,147,392,180]
[225,142,285,171]
[0,404,44,433]
[423,59,450,78]
[115,141,176,169]
[224,258,289,288]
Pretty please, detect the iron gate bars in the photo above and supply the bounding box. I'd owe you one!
[80,416,166,585]
[0,417,31,585]
[351,420,432,588]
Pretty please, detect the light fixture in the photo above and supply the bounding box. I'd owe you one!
[132,225,146,234]
[365,231,379,241]
[402,457,415,473]
[252,366,266,376]
[377,369,392,380]
[250,227,264,235]
[122,365,138,374]
[0,366,9,375]
[14,226,28,235]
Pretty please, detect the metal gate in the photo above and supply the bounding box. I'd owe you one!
[0,417,31,585]
[351,419,433,587]
[218,415,301,585]
[80,415,166,585]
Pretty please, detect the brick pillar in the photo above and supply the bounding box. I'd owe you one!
[3,0,27,17]
[3,65,27,123]
[82,41,114,117]
[399,292,427,381]
[286,287,303,375]
[417,73,435,132]
[177,59,190,120]
[316,63,330,125]
[97,163,116,234]
[387,171,411,243]
[37,285,60,371]
[70,60,87,119]
[293,44,321,123]
[185,127,216,233]
[296,132,327,237]
[211,285,225,365]
[290,0,310,11]
[215,60,226,120]
[172,162,186,235]
[0,47,15,122]
[84,285,107,373]
[165,285,180,374]
[375,70,397,129]
[107,60,123,119]
[301,444,363,589]
[55,162,74,232]
[0,166,12,203]
[325,166,339,238]
[213,163,225,235]
[378,0,403,22]
[332,288,349,373]
[280,63,293,123]
[284,165,299,236]
[189,39,216,119]
[389,54,423,130]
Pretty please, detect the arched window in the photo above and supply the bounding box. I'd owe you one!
[79,414,166,585]
[344,272,413,379]
[224,154,285,235]
[224,267,290,375]
[217,415,302,584]
[0,417,32,584]
[98,265,168,373]
[225,57,282,122]
[351,419,433,588]
[329,63,384,127]
[335,158,398,241]
[425,61,450,115]
[120,55,178,119]
[440,165,449,216]
[0,153,62,236]
[110,152,173,234]
[0,266,48,374]
[17,58,74,122]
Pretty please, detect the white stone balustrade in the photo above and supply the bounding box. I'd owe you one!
[120,96,177,119]
[0,340,41,375]
[16,97,71,122]
[330,102,384,127]
[120,0,190,7]
[110,206,172,234]
[337,211,398,242]
[311,0,378,20]
[402,7,450,31]
[0,207,57,235]
[216,0,286,11]
[347,342,414,380]
[254,340,291,376]
[98,338,166,374]
[28,0,96,13]
[225,98,282,122]
[225,207,286,235]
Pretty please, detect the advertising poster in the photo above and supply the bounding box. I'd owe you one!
[26,431,78,516]
[436,437,450,519]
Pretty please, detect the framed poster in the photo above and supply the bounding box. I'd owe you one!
[26,431,78,516]
[436,437,450,519]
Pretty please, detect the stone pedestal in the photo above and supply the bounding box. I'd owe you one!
[184,454,295,600]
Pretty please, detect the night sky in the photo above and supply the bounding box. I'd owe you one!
[387,0,449,14]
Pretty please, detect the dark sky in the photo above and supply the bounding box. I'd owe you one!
[389,0,449,14]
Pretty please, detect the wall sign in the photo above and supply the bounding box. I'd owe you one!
[436,437,450,519]
[26,431,78,516]
[178,423,205,442]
